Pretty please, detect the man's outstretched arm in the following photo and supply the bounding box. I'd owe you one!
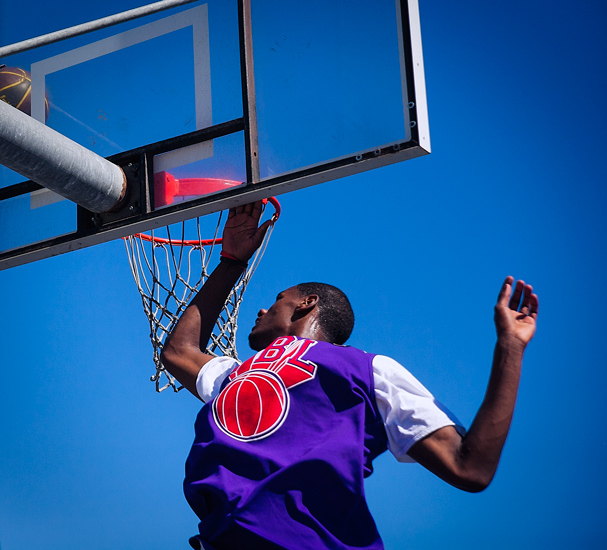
[160,202,273,398]
[407,276,539,492]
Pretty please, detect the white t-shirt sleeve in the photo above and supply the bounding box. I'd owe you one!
[373,355,466,463]
[196,356,240,402]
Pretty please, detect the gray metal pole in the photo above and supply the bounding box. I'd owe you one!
[0,0,198,58]
[0,100,126,213]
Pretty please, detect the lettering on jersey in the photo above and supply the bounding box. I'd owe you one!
[213,337,318,441]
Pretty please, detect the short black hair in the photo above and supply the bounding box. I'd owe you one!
[295,282,354,345]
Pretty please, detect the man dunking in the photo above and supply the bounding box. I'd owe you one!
[161,201,539,550]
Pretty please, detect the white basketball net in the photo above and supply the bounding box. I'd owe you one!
[124,209,275,392]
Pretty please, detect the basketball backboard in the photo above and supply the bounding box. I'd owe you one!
[0,0,429,269]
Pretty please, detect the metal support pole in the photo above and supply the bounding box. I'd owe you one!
[0,100,126,213]
[0,0,199,58]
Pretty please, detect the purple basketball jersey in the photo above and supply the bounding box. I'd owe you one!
[184,337,388,549]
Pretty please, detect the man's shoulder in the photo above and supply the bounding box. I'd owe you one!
[309,339,375,358]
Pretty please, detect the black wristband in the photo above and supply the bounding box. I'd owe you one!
[220,252,248,269]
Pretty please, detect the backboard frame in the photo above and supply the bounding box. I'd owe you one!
[0,0,430,270]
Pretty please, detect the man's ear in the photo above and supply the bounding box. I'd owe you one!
[296,294,319,313]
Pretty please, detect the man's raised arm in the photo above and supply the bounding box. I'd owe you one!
[408,276,539,492]
[160,202,273,398]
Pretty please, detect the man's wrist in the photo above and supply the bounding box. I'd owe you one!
[220,250,248,269]
[495,334,526,356]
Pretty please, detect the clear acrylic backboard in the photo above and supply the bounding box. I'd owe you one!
[0,0,429,269]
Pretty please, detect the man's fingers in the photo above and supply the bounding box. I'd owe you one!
[498,277,536,313]
[232,201,263,218]
[508,280,525,310]
[223,201,274,259]
[497,276,514,306]
[528,293,539,319]
[251,200,264,221]
[520,284,533,313]
[253,219,274,247]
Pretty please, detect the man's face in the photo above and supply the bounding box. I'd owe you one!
[248,287,302,351]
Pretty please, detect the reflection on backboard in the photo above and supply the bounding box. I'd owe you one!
[154,172,242,209]
[0,0,429,270]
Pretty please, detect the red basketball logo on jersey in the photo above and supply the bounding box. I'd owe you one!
[212,337,317,441]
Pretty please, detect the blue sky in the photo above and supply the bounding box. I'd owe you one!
[1,1,606,549]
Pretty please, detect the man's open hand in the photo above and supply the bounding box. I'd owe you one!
[221,201,274,262]
[494,276,539,347]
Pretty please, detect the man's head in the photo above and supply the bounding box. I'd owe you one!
[248,282,355,351]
